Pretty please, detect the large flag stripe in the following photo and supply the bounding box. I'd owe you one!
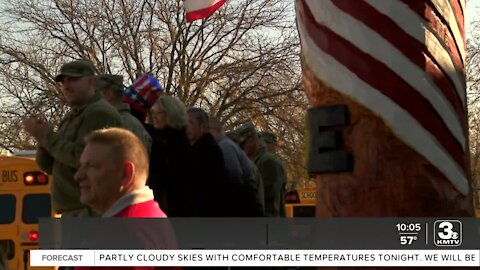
[364,0,465,106]
[458,0,465,16]
[306,0,465,150]
[447,0,465,39]
[296,4,468,194]
[402,0,465,72]
[399,0,465,70]
[300,0,465,169]
[401,0,465,64]
[332,0,466,131]
[431,0,465,50]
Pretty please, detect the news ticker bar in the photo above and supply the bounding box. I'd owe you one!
[40,218,479,249]
[31,250,480,267]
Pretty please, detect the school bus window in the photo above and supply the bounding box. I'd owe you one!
[0,194,15,224]
[22,194,51,224]
[0,240,14,260]
[292,205,315,217]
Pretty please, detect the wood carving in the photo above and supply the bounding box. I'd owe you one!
[296,0,474,218]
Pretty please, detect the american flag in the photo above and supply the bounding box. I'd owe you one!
[123,74,163,110]
[184,0,226,22]
[296,0,468,194]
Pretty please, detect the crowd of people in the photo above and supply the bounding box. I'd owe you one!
[22,59,287,221]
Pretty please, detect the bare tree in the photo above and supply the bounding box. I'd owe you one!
[467,5,480,208]
[0,0,308,186]
[467,25,480,105]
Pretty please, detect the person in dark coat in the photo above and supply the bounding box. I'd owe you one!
[149,96,193,217]
[209,117,264,217]
[186,108,227,217]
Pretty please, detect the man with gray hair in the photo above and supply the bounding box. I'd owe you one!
[186,107,226,216]
[95,74,152,154]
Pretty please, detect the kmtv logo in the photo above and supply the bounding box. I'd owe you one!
[434,220,462,247]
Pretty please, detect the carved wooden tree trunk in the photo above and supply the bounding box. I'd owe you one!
[296,0,474,217]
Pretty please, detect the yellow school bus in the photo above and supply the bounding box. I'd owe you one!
[0,154,55,270]
[285,187,316,217]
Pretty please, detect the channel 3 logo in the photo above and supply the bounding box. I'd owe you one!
[434,220,462,247]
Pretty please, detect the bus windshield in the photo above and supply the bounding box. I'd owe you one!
[0,194,15,224]
[22,194,52,224]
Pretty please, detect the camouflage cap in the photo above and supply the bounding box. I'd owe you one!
[259,131,277,144]
[225,131,241,144]
[55,60,95,82]
[95,74,124,92]
[235,121,257,144]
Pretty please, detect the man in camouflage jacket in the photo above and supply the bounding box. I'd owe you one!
[236,122,286,217]
[95,74,152,154]
[22,60,122,217]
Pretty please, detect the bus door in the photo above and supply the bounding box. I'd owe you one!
[0,156,54,270]
[0,192,18,270]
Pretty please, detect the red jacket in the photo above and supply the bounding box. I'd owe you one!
[74,188,179,270]
[114,200,167,218]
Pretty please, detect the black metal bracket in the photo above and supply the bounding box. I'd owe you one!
[307,105,353,173]
[308,104,349,128]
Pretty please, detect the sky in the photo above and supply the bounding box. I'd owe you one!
[0,0,478,34]
[467,0,480,37]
